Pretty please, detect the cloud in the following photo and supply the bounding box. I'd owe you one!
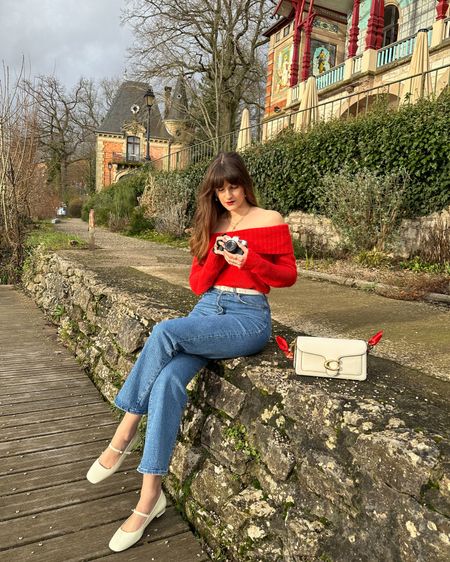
[0,0,134,86]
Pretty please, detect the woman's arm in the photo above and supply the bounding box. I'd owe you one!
[241,250,297,287]
[189,250,227,295]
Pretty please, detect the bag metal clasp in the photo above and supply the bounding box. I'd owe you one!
[324,359,340,372]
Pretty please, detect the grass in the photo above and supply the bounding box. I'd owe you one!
[25,221,87,250]
[25,221,87,251]
[128,228,189,249]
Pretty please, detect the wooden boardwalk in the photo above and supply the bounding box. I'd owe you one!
[0,286,209,561]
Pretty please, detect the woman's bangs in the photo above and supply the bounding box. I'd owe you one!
[209,165,243,190]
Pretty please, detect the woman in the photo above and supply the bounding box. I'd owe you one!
[86,152,297,552]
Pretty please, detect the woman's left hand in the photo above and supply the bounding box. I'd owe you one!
[223,243,248,269]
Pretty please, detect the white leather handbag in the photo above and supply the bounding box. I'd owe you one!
[293,336,368,381]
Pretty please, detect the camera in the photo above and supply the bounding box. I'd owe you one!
[219,236,247,255]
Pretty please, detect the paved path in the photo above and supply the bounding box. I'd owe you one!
[56,219,450,381]
[0,286,209,562]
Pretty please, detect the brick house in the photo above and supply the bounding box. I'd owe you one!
[95,78,189,191]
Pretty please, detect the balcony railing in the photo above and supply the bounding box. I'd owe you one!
[291,83,301,103]
[111,152,143,165]
[352,54,363,74]
[316,62,345,90]
[377,28,432,68]
[445,17,450,40]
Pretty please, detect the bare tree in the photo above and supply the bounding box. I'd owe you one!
[0,62,39,282]
[123,0,273,139]
[22,76,108,199]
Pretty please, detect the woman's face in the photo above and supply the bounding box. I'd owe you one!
[215,181,247,212]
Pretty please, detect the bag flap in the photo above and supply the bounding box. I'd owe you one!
[296,336,367,359]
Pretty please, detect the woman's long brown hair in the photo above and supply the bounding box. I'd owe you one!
[190,152,258,261]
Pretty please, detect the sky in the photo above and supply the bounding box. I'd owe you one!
[0,0,134,87]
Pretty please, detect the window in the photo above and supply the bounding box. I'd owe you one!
[126,136,140,162]
[276,31,281,42]
[283,23,290,37]
[382,5,399,47]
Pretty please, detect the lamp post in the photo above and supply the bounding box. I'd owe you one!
[144,87,155,161]
[107,161,113,185]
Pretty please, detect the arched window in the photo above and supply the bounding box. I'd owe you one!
[382,5,400,47]
[126,136,140,162]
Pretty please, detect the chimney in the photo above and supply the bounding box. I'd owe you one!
[164,86,172,118]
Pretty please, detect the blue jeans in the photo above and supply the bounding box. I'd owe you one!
[114,288,272,474]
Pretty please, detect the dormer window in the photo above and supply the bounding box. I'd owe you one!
[126,136,140,162]
[382,5,400,47]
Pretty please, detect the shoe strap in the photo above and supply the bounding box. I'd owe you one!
[132,508,150,518]
[108,443,124,454]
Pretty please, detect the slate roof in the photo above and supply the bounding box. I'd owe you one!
[98,81,171,140]
[166,76,189,121]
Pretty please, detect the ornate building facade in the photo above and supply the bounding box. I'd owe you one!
[95,78,189,191]
[263,0,450,136]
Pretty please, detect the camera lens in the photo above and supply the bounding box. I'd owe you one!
[223,240,238,253]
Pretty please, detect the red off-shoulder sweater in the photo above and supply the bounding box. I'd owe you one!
[189,224,297,295]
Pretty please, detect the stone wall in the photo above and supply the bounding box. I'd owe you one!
[23,248,450,562]
[287,206,450,258]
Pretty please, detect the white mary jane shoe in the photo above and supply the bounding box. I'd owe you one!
[86,433,140,484]
[108,491,167,552]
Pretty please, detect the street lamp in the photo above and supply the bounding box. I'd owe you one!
[144,87,155,161]
[107,161,113,185]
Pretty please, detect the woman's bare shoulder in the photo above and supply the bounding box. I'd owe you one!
[251,208,285,227]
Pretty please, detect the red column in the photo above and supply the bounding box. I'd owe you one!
[365,0,379,50]
[301,0,315,81]
[301,19,314,81]
[289,0,307,87]
[365,0,384,50]
[348,0,361,57]
[290,29,302,87]
[436,0,449,20]
[376,0,385,49]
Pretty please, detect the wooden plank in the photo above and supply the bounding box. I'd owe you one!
[1,386,102,406]
[0,456,137,495]
[0,441,113,476]
[0,403,111,429]
[96,531,209,562]
[0,424,117,458]
[3,411,114,441]
[0,493,182,552]
[1,378,95,394]
[0,471,141,521]
[0,509,195,562]
[0,395,102,416]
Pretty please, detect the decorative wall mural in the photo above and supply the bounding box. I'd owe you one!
[313,18,339,34]
[273,45,292,93]
[311,40,336,75]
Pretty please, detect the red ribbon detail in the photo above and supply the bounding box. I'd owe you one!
[368,330,383,348]
[276,336,294,360]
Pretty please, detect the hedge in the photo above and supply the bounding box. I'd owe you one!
[243,90,450,217]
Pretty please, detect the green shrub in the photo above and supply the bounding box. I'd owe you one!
[317,166,408,252]
[127,207,155,235]
[355,249,394,268]
[82,171,147,228]
[400,256,450,274]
